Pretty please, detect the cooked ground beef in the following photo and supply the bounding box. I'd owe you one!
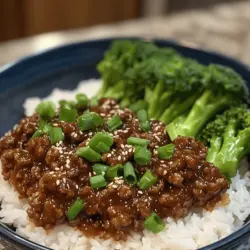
[0,98,229,241]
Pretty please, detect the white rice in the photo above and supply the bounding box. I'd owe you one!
[0,79,250,250]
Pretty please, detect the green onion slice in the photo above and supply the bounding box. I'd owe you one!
[67,198,85,220]
[89,132,113,153]
[76,93,88,108]
[32,129,44,138]
[48,127,64,145]
[140,121,151,132]
[127,137,150,147]
[76,146,101,162]
[134,146,151,165]
[59,100,76,108]
[107,114,123,132]
[90,175,107,189]
[32,120,51,138]
[93,163,109,175]
[35,101,56,120]
[157,143,175,160]
[105,164,123,179]
[139,170,157,190]
[144,212,165,234]
[77,112,104,131]
[137,109,150,132]
[124,162,137,185]
[90,97,99,107]
[59,105,78,122]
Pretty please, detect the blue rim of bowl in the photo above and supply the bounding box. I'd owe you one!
[0,37,249,250]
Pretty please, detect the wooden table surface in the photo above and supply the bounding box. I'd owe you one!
[0,1,250,68]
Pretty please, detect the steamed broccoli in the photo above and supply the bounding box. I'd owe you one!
[199,105,250,177]
[123,49,180,113]
[96,40,159,101]
[166,64,249,139]
[97,40,249,147]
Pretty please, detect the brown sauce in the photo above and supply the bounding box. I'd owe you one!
[0,98,229,241]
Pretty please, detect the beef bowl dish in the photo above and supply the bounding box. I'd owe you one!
[0,39,250,250]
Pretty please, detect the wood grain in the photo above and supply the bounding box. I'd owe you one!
[0,0,141,41]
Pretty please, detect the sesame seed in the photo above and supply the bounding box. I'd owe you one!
[155,136,161,142]
[56,180,60,186]
[118,156,121,161]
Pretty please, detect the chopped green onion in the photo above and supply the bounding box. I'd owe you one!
[127,137,150,147]
[89,132,113,153]
[59,100,76,107]
[134,146,151,165]
[77,112,103,131]
[92,112,104,127]
[95,142,110,153]
[76,93,88,108]
[144,212,165,234]
[67,198,85,220]
[90,175,107,189]
[140,121,151,132]
[90,97,99,107]
[105,164,123,179]
[137,109,150,132]
[35,101,56,119]
[48,127,64,145]
[59,105,78,122]
[32,120,51,138]
[157,143,175,160]
[107,114,123,132]
[124,162,137,185]
[137,109,148,122]
[139,170,157,190]
[32,129,44,138]
[129,100,147,113]
[76,146,101,162]
[93,163,109,175]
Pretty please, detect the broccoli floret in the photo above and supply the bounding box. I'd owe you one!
[158,59,206,122]
[166,64,249,139]
[96,40,158,101]
[124,54,201,119]
[199,105,250,177]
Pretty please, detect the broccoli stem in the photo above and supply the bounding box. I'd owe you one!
[144,87,153,104]
[96,79,109,98]
[102,81,125,100]
[160,93,198,124]
[206,136,222,163]
[165,115,186,141]
[212,127,250,177]
[147,81,173,119]
[120,98,131,108]
[177,90,233,137]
